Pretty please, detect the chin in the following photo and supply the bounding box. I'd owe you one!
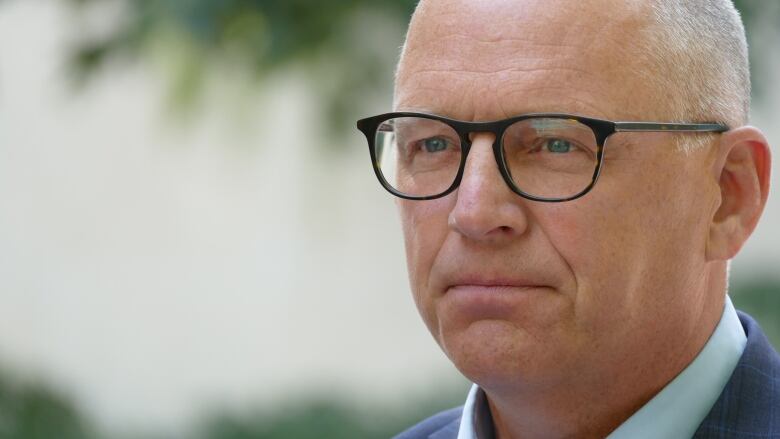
[438,318,563,388]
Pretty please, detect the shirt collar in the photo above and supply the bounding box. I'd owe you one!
[457,295,747,439]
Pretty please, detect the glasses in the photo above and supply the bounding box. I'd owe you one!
[356,112,729,202]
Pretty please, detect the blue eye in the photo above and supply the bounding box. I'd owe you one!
[423,137,449,153]
[546,139,572,153]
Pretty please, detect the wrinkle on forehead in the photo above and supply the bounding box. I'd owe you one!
[396,58,619,120]
[395,0,655,121]
[402,0,647,62]
[395,71,614,121]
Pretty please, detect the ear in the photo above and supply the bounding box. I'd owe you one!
[706,126,772,261]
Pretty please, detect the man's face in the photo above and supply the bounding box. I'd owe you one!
[395,0,722,392]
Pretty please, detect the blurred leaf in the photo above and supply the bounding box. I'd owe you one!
[0,368,97,439]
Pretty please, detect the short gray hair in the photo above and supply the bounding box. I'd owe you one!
[643,0,750,151]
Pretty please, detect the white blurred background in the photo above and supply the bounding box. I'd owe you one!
[0,0,777,437]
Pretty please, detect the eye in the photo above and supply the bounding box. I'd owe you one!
[545,138,572,153]
[422,137,450,153]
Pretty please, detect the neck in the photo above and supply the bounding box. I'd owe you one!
[486,265,728,439]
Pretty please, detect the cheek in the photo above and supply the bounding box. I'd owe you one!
[538,157,714,330]
[397,198,453,323]
[539,203,634,310]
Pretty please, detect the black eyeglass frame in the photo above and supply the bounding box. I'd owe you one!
[356,112,729,202]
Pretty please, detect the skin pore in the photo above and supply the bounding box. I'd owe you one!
[394,1,771,438]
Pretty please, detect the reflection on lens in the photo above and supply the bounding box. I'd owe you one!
[374,117,461,197]
[501,118,599,199]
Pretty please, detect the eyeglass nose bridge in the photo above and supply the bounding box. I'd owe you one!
[453,126,520,198]
[454,122,600,203]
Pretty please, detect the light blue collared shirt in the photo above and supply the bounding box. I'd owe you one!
[457,296,747,439]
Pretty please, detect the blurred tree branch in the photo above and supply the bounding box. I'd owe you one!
[63,0,777,139]
[64,0,417,144]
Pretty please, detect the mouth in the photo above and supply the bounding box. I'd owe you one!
[442,278,554,320]
[445,283,550,298]
[445,276,549,292]
[448,283,545,292]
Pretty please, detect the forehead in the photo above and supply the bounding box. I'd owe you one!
[395,0,654,121]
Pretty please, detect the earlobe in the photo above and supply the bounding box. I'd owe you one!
[706,127,772,261]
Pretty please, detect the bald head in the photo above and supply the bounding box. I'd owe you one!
[396,0,749,133]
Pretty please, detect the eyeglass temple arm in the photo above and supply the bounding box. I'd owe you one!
[614,122,729,133]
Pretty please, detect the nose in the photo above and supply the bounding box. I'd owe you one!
[448,132,530,242]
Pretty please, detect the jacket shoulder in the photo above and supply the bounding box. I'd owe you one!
[393,406,463,439]
[694,311,780,437]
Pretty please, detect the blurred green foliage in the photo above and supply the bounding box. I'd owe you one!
[192,389,467,439]
[0,370,96,439]
[1,277,778,438]
[732,276,780,348]
[65,0,418,137]
[731,0,780,103]
[63,0,778,135]
[67,0,415,73]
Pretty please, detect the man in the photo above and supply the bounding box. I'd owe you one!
[357,0,776,437]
